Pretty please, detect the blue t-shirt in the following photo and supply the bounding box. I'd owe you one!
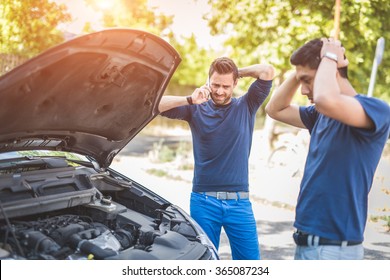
[161,79,272,192]
[296,94,390,242]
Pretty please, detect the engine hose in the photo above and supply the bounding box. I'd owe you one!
[69,234,117,260]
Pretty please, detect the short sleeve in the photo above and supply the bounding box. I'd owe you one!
[299,105,319,133]
[354,95,390,138]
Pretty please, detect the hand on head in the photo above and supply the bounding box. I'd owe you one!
[321,37,349,68]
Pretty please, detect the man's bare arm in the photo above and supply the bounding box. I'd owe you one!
[314,38,374,129]
[158,85,210,113]
[238,64,275,81]
[265,72,305,128]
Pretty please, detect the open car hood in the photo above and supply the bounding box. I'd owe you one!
[0,29,181,170]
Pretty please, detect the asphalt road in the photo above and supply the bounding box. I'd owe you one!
[113,131,390,260]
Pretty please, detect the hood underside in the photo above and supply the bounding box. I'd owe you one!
[0,29,181,169]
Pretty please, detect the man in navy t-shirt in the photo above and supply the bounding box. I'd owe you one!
[159,57,275,259]
[266,38,390,259]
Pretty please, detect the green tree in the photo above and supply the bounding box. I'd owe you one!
[84,0,215,89]
[85,0,174,36]
[0,0,71,56]
[169,34,217,87]
[207,0,390,102]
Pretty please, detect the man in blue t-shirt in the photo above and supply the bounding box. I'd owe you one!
[159,57,275,259]
[266,38,390,260]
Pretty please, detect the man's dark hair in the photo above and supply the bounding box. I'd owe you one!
[290,38,348,79]
[209,57,239,80]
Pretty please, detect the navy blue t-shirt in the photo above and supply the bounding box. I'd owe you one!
[296,95,390,242]
[161,79,272,192]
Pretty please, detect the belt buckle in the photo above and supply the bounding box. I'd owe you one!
[216,192,227,200]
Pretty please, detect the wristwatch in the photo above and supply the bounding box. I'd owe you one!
[322,52,338,63]
[186,96,194,105]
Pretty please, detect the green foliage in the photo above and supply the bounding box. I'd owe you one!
[0,0,71,57]
[84,0,174,36]
[207,0,390,102]
[84,0,214,88]
[150,139,176,163]
[157,145,176,162]
[169,34,217,86]
[370,214,390,231]
[146,168,184,181]
[146,168,169,177]
[83,0,215,87]
[3,0,389,103]
[148,138,193,164]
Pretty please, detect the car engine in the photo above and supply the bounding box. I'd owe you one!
[0,161,214,260]
[0,203,208,260]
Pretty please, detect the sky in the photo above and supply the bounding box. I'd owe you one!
[54,0,224,50]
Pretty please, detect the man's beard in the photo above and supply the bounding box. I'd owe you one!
[211,93,230,106]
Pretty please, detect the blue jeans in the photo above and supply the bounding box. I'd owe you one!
[190,192,260,260]
[294,235,364,260]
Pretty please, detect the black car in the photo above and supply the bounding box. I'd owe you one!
[0,29,218,260]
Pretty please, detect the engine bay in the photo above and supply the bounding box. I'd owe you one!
[0,159,212,260]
